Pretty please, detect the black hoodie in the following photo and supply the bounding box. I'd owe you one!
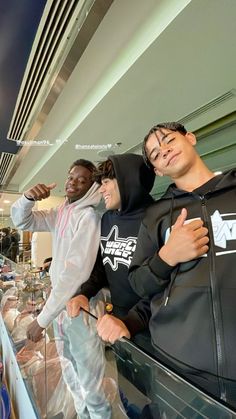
[81,153,155,325]
[129,169,236,402]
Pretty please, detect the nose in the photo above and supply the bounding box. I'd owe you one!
[99,184,105,194]
[161,143,172,159]
[69,177,77,186]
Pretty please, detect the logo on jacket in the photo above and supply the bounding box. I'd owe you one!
[101,225,137,270]
[165,211,236,257]
[211,210,236,250]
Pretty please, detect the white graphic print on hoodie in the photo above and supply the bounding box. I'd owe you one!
[11,183,101,328]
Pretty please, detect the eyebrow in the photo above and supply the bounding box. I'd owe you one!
[67,174,88,180]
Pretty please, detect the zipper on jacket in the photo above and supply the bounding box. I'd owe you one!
[200,195,227,401]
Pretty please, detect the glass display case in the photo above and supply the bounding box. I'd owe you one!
[1,253,236,418]
[0,255,50,418]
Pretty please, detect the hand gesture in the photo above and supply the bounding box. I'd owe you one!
[24,182,56,201]
[159,208,209,266]
[26,319,44,342]
[66,295,89,318]
[96,314,131,344]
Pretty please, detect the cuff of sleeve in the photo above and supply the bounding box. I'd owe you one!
[21,194,35,206]
[79,286,93,300]
[122,311,146,337]
[149,253,175,279]
[23,193,35,202]
[37,312,50,329]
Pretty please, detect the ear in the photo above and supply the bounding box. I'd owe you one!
[154,167,163,177]
[185,132,196,146]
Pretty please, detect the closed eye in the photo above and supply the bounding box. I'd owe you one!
[165,135,175,145]
[152,152,159,161]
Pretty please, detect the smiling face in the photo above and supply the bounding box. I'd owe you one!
[99,178,121,210]
[65,165,93,201]
[145,128,197,179]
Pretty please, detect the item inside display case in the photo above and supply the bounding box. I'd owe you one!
[0,255,78,418]
[1,253,236,419]
[0,383,11,419]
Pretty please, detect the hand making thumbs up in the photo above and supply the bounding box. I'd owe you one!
[24,182,57,201]
[159,208,209,266]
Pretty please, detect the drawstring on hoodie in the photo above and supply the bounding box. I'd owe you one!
[59,203,76,237]
[164,194,179,306]
[55,202,66,228]
[164,266,180,306]
[55,201,74,238]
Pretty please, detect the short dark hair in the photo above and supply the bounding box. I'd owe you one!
[93,160,116,184]
[142,122,187,168]
[69,159,96,175]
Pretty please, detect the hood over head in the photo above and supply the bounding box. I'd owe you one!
[109,153,155,214]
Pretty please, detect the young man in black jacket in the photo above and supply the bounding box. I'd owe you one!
[129,122,236,407]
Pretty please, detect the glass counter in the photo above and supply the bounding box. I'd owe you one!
[1,253,236,418]
[0,254,49,418]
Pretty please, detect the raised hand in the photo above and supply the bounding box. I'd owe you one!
[159,208,209,266]
[24,182,57,201]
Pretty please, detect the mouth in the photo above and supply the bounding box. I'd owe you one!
[103,194,110,204]
[167,152,181,166]
[66,187,80,194]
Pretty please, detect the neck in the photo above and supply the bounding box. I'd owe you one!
[67,197,79,204]
[173,160,215,192]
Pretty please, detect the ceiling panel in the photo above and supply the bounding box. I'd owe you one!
[1,0,236,197]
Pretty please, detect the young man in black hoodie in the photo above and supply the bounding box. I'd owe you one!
[129,122,236,407]
[67,153,155,346]
[67,154,155,418]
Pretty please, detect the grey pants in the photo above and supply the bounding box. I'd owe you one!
[53,310,112,419]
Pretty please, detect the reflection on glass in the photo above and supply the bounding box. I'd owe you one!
[112,339,236,419]
[1,259,236,418]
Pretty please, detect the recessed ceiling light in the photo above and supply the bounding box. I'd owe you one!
[3,200,10,204]
[214,171,222,175]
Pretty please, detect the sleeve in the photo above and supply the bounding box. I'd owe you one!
[122,298,151,336]
[80,248,109,299]
[37,211,101,328]
[11,195,57,232]
[128,221,175,298]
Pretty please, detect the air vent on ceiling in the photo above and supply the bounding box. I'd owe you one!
[8,0,81,141]
[7,0,114,143]
[0,153,15,185]
[179,89,236,125]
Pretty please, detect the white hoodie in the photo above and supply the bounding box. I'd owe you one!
[11,183,101,328]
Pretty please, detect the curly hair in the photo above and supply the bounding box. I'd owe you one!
[92,160,115,184]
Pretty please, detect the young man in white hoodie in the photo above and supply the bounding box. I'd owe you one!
[11,159,112,419]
